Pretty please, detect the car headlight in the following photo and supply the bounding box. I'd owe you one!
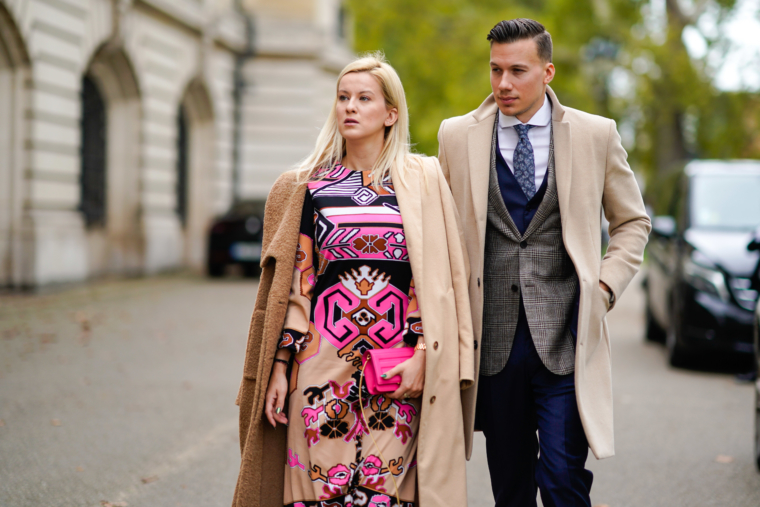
[683,257,730,302]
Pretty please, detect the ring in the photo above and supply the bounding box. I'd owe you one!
[403,393,410,400]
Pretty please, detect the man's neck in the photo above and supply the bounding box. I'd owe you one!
[514,89,547,124]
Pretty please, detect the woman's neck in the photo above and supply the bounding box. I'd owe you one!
[343,132,385,172]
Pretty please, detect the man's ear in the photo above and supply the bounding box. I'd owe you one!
[544,62,555,85]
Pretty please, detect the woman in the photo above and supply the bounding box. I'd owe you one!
[232,54,474,507]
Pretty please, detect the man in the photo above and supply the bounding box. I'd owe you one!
[438,19,651,507]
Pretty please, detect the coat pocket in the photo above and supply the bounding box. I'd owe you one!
[598,285,612,313]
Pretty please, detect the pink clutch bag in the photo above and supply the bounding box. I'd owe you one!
[361,347,415,395]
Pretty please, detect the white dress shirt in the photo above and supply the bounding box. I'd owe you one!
[497,93,552,191]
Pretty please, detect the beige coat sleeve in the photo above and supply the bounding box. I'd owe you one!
[437,120,452,187]
[599,120,652,308]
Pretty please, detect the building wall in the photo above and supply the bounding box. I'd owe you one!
[0,0,352,287]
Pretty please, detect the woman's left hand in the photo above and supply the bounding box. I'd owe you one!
[384,348,426,400]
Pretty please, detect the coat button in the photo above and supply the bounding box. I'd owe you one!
[520,240,527,249]
[474,340,478,350]
[511,284,518,292]
[430,396,436,404]
[433,341,439,350]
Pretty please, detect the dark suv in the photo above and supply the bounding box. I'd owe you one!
[207,200,266,277]
[644,160,760,366]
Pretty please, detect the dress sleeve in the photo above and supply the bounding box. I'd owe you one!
[403,278,424,346]
[278,190,317,354]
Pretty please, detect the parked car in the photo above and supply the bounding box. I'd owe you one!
[207,200,266,277]
[749,229,760,471]
[644,160,760,366]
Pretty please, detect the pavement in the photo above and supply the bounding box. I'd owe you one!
[1,272,759,506]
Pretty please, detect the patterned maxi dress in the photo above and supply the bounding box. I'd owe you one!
[279,165,422,507]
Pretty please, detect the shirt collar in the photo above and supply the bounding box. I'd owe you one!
[498,93,552,129]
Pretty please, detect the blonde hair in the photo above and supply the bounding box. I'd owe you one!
[296,52,421,188]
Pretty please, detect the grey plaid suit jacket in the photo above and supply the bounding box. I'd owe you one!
[481,118,578,376]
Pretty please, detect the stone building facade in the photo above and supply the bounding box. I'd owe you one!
[0,0,352,287]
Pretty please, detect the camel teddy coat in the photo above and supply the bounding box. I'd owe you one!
[232,157,475,507]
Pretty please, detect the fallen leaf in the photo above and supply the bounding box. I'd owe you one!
[76,466,84,472]
[141,475,159,484]
[0,419,5,427]
[51,419,61,426]
[716,455,734,464]
[101,502,112,507]
[39,333,56,344]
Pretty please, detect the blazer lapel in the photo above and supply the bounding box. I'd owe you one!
[468,115,497,253]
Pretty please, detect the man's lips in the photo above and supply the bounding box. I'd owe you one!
[498,96,517,104]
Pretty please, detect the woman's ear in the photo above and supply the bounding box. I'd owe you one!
[385,107,399,127]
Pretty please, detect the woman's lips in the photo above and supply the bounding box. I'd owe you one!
[344,119,359,124]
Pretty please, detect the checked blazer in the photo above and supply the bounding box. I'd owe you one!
[482,118,578,376]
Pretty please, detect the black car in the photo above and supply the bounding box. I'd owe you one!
[750,229,760,471]
[644,160,760,366]
[207,200,266,277]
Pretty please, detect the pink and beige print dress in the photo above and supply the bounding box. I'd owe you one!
[279,165,423,507]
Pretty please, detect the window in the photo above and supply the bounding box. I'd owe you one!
[79,75,107,227]
[176,105,189,227]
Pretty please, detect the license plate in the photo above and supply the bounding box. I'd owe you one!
[230,242,262,261]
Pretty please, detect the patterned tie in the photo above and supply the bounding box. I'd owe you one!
[513,124,536,200]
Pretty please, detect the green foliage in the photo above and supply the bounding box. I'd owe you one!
[347,0,760,184]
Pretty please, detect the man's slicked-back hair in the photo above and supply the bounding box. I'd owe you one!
[487,18,553,63]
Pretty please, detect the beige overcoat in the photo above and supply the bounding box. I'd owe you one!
[437,87,651,460]
[232,157,476,507]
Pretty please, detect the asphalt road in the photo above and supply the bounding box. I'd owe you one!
[1,273,759,506]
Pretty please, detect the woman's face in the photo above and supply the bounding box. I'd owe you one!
[336,72,397,142]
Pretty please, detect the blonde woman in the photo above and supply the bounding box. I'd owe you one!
[232,54,475,507]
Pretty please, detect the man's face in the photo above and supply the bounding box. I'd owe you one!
[490,39,555,121]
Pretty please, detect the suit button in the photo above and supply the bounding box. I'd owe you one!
[511,284,518,293]
[474,340,478,350]
[430,396,436,404]
[433,341,439,350]
[520,240,528,249]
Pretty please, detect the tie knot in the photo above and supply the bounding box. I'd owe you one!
[514,124,535,139]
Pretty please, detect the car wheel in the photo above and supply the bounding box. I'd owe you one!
[208,262,225,278]
[645,303,665,342]
[243,263,261,278]
[666,300,688,367]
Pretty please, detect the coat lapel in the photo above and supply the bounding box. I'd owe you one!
[468,114,497,254]
[547,87,573,234]
[392,163,424,291]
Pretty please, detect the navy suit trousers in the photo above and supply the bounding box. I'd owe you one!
[476,302,593,507]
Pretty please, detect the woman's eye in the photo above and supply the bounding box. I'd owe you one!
[360,96,369,101]
[339,95,348,101]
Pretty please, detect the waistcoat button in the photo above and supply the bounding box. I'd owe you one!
[477,278,481,287]
[520,240,528,249]
[511,284,518,292]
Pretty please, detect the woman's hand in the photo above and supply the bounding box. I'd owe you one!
[264,359,290,428]
[385,347,426,400]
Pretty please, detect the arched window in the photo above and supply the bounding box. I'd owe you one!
[79,75,107,227]
[176,105,189,227]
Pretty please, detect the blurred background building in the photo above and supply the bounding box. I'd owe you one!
[0,0,352,288]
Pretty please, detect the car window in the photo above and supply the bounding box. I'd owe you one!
[690,173,760,230]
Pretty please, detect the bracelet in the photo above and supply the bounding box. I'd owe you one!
[414,342,426,352]
[273,358,290,367]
